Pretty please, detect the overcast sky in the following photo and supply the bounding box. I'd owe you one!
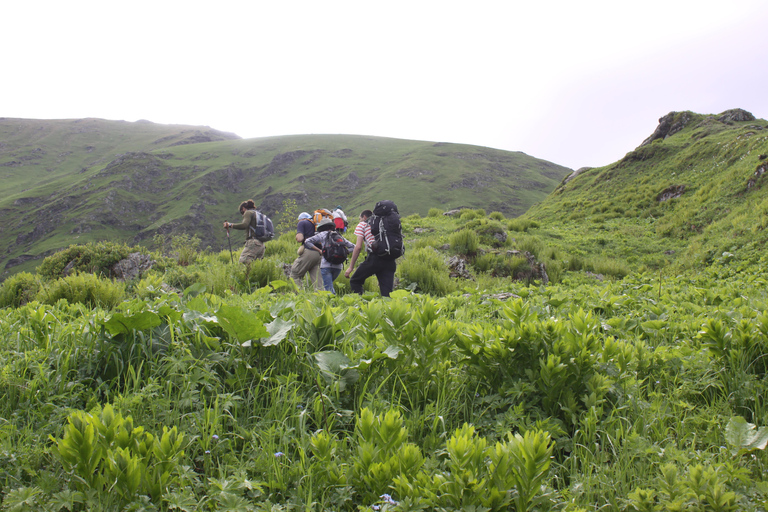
[4,0,767,170]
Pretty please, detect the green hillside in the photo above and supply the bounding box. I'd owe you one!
[0,118,571,276]
[520,108,768,273]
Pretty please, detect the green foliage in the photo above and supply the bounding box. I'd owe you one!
[473,252,530,278]
[36,272,126,308]
[463,218,508,247]
[0,271,41,308]
[489,211,505,221]
[51,403,186,508]
[171,233,201,266]
[450,229,479,256]
[275,198,299,235]
[427,207,442,217]
[36,241,132,280]
[508,217,540,232]
[397,247,458,295]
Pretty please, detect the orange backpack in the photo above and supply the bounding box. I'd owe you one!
[312,209,333,227]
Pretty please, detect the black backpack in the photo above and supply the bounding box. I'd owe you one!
[322,231,349,265]
[369,200,405,260]
[249,210,275,242]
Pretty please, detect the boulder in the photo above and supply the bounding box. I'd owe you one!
[111,252,156,280]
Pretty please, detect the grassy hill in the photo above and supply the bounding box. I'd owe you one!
[519,108,768,274]
[0,118,571,276]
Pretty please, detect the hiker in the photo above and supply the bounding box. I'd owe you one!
[346,201,404,297]
[304,218,355,294]
[332,205,348,233]
[223,199,273,264]
[290,212,322,290]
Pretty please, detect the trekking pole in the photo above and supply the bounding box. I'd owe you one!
[226,227,234,264]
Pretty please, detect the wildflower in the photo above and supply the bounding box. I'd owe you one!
[297,404,304,409]
[379,494,398,505]
[371,506,381,511]
[274,451,284,458]
[212,434,219,440]
[205,450,211,455]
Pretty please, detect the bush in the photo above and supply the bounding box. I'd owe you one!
[0,272,41,308]
[427,208,442,217]
[449,229,479,256]
[489,211,505,221]
[472,252,530,278]
[37,272,126,309]
[463,219,508,247]
[460,209,481,221]
[237,257,286,291]
[507,218,540,232]
[171,233,201,266]
[37,241,132,280]
[398,248,457,296]
[265,233,301,263]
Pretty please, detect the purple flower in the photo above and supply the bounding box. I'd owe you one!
[371,506,381,511]
[204,450,211,455]
[379,494,398,505]
[274,451,284,458]
[212,434,219,440]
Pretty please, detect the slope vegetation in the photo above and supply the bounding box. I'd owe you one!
[0,118,571,275]
[522,108,768,272]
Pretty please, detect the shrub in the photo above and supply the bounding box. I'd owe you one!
[489,211,505,221]
[472,253,530,278]
[236,257,286,291]
[0,272,41,308]
[171,233,201,266]
[463,219,508,247]
[450,229,479,256]
[460,209,481,221]
[507,218,540,232]
[37,272,126,309]
[584,256,630,279]
[427,208,442,217]
[265,233,300,263]
[398,247,457,296]
[36,241,132,280]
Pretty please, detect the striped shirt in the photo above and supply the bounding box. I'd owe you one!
[354,220,375,252]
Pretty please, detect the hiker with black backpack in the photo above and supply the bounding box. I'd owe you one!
[303,218,354,294]
[223,199,274,265]
[345,201,404,297]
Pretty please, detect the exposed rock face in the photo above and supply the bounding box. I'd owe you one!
[657,185,686,202]
[111,252,156,280]
[640,112,693,147]
[447,255,473,280]
[507,250,549,284]
[717,108,755,123]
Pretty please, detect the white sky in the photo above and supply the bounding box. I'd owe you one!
[3,0,768,170]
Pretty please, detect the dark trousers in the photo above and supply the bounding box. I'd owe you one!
[349,252,397,297]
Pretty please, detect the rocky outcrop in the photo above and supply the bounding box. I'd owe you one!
[717,108,755,123]
[640,112,694,147]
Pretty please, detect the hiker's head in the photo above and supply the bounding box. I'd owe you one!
[298,212,311,221]
[335,205,343,211]
[239,200,256,214]
[317,219,335,232]
[360,209,373,221]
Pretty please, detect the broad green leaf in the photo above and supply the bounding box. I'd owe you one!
[216,304,269,344]
[103,311,162,335]
[314,350,359,392]
[183,283,207,298]
[389,289,410,299]
[255,317,294,347]
[725,416,768,455]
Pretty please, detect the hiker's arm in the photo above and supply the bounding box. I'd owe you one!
[296,232,305,243]
[228,211,252,230]
[345,236,364,277]
[304,234,324,253]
